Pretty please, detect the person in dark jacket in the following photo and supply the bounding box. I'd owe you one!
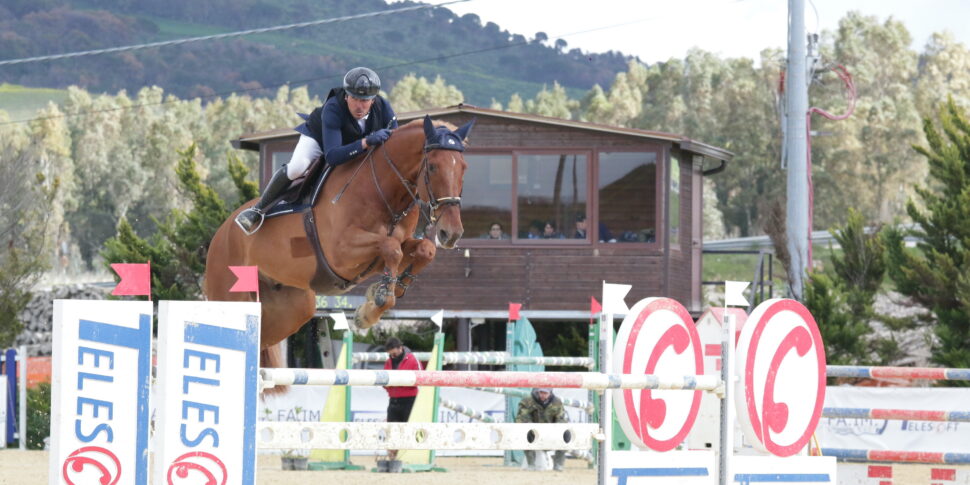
[383,337,421,460]
[515,388,568,471]
[236,66,398,234]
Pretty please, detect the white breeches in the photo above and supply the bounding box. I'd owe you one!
[286,135,323,180]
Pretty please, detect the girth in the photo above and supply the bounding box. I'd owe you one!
[302,208,379,295]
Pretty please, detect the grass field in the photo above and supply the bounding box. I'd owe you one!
[702,243,844,303]
[0,83,68,122]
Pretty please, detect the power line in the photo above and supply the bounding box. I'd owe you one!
[0,1,469,67]
[0,17,653,126]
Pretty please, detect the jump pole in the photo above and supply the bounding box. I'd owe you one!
[259,368,719,391]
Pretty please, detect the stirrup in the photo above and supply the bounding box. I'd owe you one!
[235,209,265,236]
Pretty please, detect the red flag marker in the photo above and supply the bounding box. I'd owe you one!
[229,266,259,301]
[111,263,152,298]
[508,302,522,321]
[590,296,602,315]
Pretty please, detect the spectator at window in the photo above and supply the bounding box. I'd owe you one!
[526,220,544,239]
[481,222,508,240]
[573,215,588,239]
[542,221,564,239]
[598,222,616,243]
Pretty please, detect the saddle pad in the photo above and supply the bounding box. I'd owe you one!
[263,162,332,219]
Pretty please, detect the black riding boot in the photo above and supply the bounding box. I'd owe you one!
[235,166,291,235]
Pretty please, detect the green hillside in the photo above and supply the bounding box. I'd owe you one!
[0,0,629,107]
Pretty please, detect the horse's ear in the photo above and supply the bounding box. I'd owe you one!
[423,115,436,140]
[455,117,476,141]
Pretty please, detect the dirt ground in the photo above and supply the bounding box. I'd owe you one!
[12,449,966,484]
[5,450,595,485]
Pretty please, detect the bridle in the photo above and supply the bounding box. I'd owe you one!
[420,141,463,215]
[330,139,459,237]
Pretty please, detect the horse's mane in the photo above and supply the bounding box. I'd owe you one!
[397,118,458,132]
[394,118,470,151]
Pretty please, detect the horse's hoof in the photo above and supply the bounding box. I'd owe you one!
[353,305,378,333]
[345,313,362,335]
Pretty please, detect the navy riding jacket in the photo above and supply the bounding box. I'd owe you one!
[295,87,398,167]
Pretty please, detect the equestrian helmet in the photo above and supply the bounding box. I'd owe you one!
[343,67,381,100]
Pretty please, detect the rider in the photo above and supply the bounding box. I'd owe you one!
[235,66,399,234]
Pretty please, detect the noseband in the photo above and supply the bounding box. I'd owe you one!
[421,149,462,217]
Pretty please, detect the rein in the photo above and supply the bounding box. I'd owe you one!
[328,131,462,237]
[379,144,462,236]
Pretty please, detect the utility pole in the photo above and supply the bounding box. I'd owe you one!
[785,0,809,300]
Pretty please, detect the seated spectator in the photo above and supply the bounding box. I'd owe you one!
[542,221,564,239]
[573,215,588,239]
[525,219,544,239]
[598,222,616,243]
[481,222,509,240]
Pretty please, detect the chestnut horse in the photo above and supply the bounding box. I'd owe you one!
[204,115,473,368]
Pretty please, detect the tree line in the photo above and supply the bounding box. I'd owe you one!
[1,11,969,368]
[0,0,629,106]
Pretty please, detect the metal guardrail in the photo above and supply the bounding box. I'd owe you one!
[702,249,775,311]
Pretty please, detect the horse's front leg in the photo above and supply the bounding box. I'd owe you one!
[371,236,405,308]
[354,236,404,331]
[394,237,437,298]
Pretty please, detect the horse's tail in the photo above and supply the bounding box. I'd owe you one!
[260,343,288,395]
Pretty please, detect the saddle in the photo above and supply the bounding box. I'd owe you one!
[262,157,331,220]
[257,158,363,294]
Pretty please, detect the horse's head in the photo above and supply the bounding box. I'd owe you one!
[421,115,474,249]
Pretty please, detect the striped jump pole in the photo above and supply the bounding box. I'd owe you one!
[259,368,721,392]
[439,399,497,423]
[827,365,970,381]
[353,351,595,369]
[821,448,970,465]
[472,387,595,415]
[822,407,970,422]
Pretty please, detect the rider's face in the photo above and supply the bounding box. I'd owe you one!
[346,95,375,120]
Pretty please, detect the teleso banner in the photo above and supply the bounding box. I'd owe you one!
[155,301,260,485]
[51,300,153,485]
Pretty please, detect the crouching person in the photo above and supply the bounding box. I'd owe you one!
[515,387,567,471]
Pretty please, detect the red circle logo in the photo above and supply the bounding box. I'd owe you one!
[62,446,122,485]
[735,299,826,456]
[167,451,228,485]
[613,297,703,451]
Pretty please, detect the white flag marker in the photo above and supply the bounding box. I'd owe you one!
[430,309,444,329]
[602,281,632,315]
[330,312,349,330]
[725,281,750,307]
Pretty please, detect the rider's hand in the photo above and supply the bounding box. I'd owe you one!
[365,129,391,147]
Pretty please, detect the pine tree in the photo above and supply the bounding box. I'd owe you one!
[101,144,255,300]
[804,209,886,365]
[884,98,970,372]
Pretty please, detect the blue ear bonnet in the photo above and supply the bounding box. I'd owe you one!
[423,115,475,152]
[425,128,466,152]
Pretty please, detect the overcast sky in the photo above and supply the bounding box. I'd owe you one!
[432,0,970,63]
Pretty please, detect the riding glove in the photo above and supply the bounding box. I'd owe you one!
[365,129,391,147]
